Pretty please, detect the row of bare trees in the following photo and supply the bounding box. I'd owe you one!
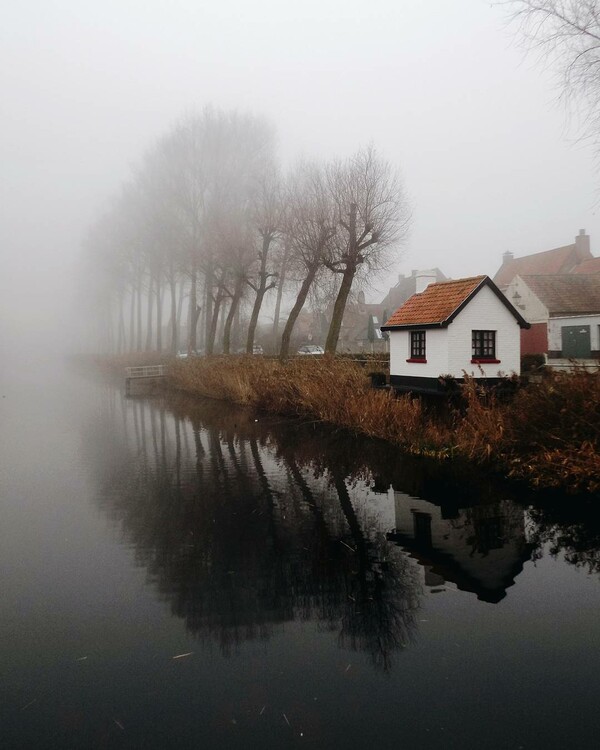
[84,107,410,357]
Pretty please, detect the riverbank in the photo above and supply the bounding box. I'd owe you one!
[163,355,599,495]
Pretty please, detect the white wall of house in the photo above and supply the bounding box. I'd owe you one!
[448,284,522,377]
[389,284,522,379]
[503,275,548,324]
[389,326,449,378]
[548,315,600,351]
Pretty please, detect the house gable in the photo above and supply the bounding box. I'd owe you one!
[503,275,549,325]
[381,275,529,332]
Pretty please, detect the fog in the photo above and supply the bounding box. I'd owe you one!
[2,0,599,362]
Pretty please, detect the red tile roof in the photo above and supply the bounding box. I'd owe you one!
[572,257,600,275]
[383,276,486,328]
[494,243,592,288]
[520,274,600,315]
[382,275,530,330]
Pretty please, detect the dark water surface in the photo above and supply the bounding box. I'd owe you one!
[1,366,599,749]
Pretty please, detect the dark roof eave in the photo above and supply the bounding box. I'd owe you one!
[380,321,448,332]
[549,311,600,317]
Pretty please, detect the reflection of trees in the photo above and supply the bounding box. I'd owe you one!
[81,390,600,675]
[81,392,422,671]
[527,502,600,574]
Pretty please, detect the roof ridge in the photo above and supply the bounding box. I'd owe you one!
[426,274,486,287]
[512,244,575,260]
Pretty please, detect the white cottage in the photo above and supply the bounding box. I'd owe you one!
[381,275,530,394]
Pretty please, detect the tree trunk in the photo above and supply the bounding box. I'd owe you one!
[206,286,224,355]
[145,273,154,352]
[136,274,143,351]
[223,277,244,354]
[117,292,126,355]
[272,261,287,343]
[204,263,214,353]
[176,276,185,350]
[246,286,266,353]
[188,260,198,353]
[279,264,318,360]
[156,275,163,352]
[246,234,272,353]
[169,268,178,354]
[128,284,135,352]
[325,266,355,354]
[326,202,358,354]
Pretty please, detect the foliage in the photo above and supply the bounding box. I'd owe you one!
[521,353,546,372]
[166,357,600,494]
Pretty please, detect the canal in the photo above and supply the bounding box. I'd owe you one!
[1,364,599,749]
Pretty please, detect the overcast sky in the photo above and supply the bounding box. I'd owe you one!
[2,0,599,353]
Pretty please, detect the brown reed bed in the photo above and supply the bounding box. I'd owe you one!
[165,355,600,495]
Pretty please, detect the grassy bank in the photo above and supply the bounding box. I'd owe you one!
[166,356,600,495]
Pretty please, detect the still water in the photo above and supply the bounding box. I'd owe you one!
[1,366,599,749]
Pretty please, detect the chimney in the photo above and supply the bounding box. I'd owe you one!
[415,269,437,294]
[502,250,514,264]
[575,228,590,258]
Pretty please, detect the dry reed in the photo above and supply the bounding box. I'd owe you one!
[166,356,599,494]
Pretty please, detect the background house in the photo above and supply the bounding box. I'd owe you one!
[504,274,600,360]
[381,275,529,394]
[494,229,594,291]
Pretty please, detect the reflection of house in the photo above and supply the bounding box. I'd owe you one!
[381,275,529,395]
[505,274,600,360]
[494,229,594,291]
[387,493,533,603]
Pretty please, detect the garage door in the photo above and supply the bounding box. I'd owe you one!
[561,325,591,358]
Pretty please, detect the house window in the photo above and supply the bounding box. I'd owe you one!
[408,330,426,361]
[472,330,497,361]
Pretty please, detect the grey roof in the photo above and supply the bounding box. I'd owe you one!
[520,274,600,315]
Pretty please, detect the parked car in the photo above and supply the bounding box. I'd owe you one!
[236,345,264,355]
[297,345,324,356]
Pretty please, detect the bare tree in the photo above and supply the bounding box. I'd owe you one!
[324,146,410,354]
[503,1,600,151]
[271,236,294,348]
[279,162,336,360]
[245,168,284,353]
[156,108,275,354]
[219,212,256,354]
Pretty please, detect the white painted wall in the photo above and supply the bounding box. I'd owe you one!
[389,284,522,379]
[503,275,548,324]
[389,327,449,378]
[449,284,522,377]
[548,315,600,351]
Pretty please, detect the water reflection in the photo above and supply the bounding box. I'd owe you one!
[83,387,599,671]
